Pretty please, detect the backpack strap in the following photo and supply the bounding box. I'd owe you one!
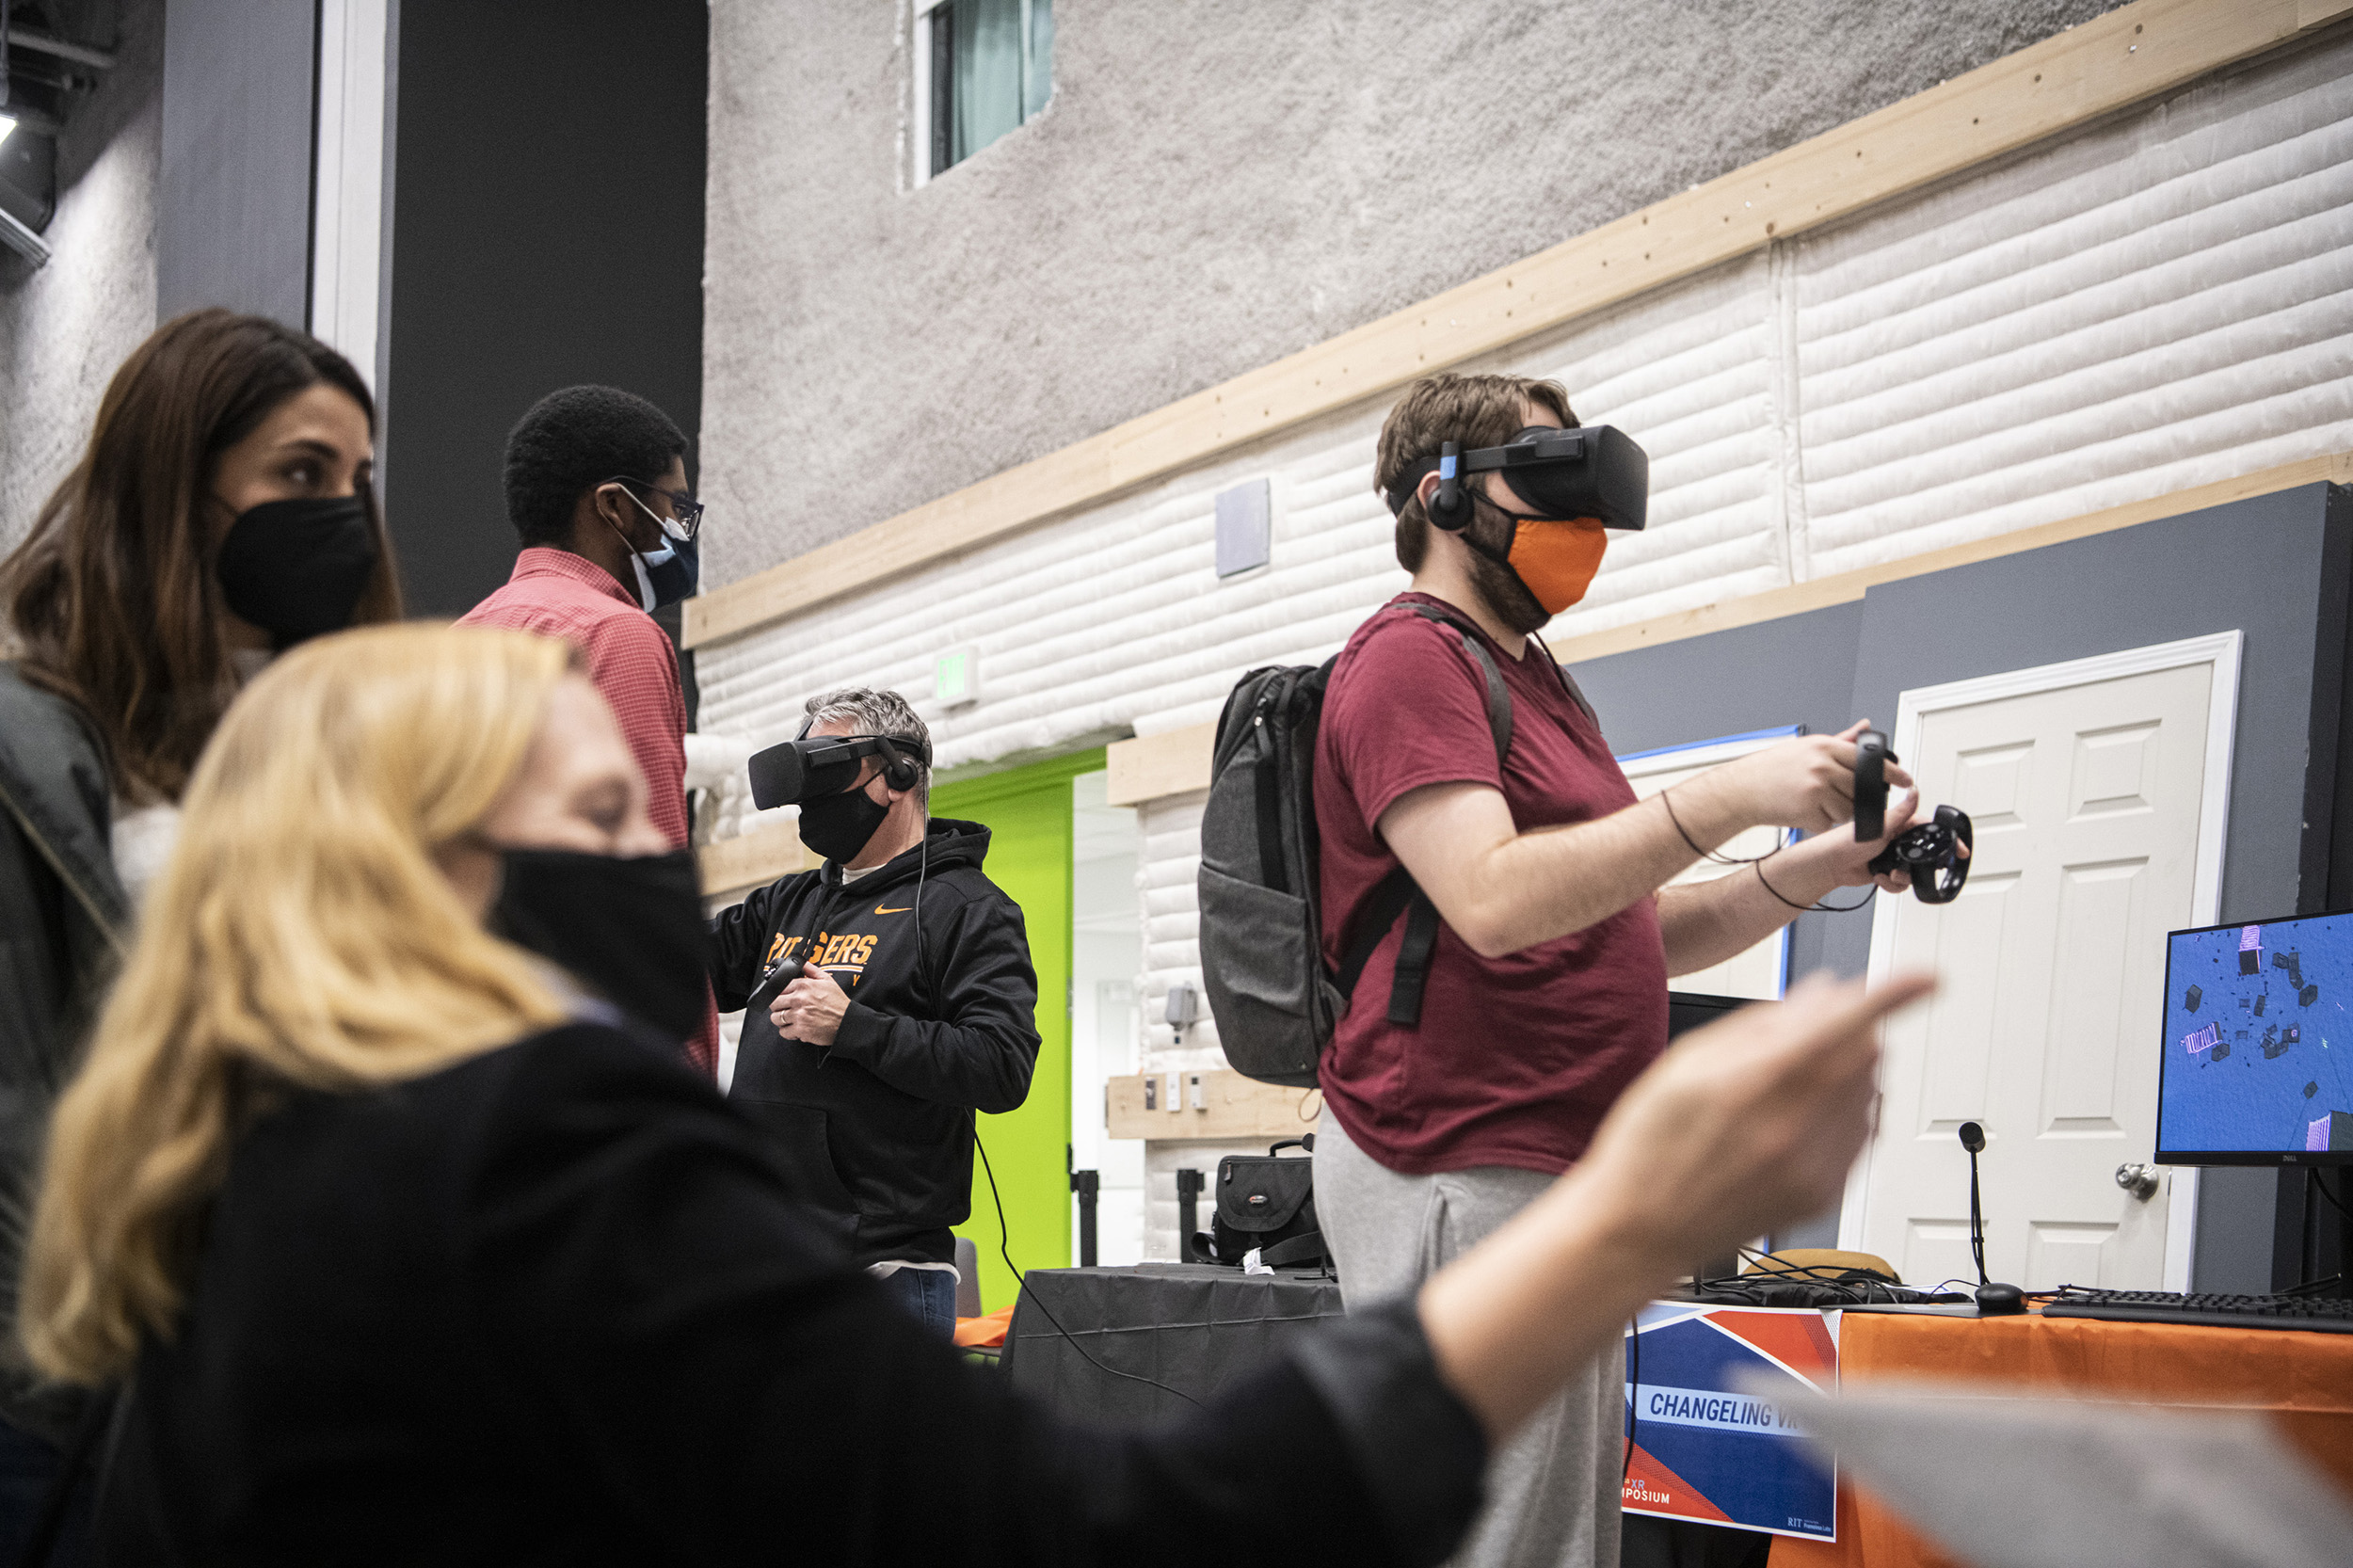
[1529,630,1598,727]
[1387,893,1445,1025]
[1333,603,1516,1027]
[1336,865,1419,1002]
[1410,605,1513,770]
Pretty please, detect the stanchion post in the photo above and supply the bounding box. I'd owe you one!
[1071,1168,1100,1268]
[1176,1167,1205,1262]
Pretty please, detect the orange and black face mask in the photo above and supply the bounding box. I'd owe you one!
[1488,511,1610,614]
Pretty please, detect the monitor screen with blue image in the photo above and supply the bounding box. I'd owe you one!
[2157,910,2353,1165]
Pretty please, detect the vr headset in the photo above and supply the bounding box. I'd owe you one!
[747,728,932,810]
[1383,424,1650,532]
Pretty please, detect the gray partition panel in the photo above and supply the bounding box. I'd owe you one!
[1564,480,2350,1289]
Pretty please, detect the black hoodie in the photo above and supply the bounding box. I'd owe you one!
[711,817,1040,1269]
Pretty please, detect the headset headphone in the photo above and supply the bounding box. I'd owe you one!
[791,714,924,793]
[1426,441,1473,533]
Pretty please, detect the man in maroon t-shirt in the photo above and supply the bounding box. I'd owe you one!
[1313,373,1921,1568]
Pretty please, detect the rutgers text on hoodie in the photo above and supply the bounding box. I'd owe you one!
[711,817,1039,1269]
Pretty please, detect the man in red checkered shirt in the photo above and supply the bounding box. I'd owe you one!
[458,385,719,1074]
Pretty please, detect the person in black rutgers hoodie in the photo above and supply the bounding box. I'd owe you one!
[712,689,1039,1339]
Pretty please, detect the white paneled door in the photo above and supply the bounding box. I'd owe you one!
[1844,635,2239,1293]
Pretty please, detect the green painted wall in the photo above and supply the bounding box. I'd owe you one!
[932,748,1100,1312]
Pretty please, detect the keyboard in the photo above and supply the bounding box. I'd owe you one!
[2041,1287,2353,1333]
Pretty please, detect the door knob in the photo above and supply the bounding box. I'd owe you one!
[2114,1162,2160,1202]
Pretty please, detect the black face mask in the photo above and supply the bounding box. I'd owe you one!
[216,494,380,649]
[489,848,710,1042]
[797,783,890,864]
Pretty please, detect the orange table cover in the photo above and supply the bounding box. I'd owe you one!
[953,1304,1016,1349]
[1768,1310,2353,1568]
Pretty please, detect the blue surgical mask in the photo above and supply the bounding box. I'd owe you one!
[618,492,699,612]
[637,534,699,611]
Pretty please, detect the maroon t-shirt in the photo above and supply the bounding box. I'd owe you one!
[1314,593,1669,1176]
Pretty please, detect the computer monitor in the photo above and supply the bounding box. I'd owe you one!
[1668,993,1755,1282]
[1668,990,1749,1040]
[2156,910,2353,1166]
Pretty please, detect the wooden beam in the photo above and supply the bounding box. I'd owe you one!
[1107,1069,1324,1142]
[698,818,809,901]
[1099,450,2353,806]
[1104,722,1218,807]
[684,0,2340,650]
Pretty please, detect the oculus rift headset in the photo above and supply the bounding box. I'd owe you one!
[746,722,933,810]
[1383,424,1651,533]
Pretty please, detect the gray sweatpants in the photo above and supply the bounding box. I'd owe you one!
[1315,1112,1624,1568]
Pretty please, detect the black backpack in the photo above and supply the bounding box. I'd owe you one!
[1195,603,1513,1087]
[1191,1138,1329,1270]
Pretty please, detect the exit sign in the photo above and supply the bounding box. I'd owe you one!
[935,647,979,707]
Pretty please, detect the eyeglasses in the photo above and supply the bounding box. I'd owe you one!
[608,476,705,540]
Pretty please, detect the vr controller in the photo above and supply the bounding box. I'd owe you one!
[1853,729,1973,904]
[744,954,805,1016]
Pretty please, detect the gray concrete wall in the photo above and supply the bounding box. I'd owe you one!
[700,0,2115,584]
[0,0,162,553]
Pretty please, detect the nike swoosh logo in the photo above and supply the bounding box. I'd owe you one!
[874,904,913,915]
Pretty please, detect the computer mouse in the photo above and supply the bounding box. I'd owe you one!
[1975,1281,2026,1317]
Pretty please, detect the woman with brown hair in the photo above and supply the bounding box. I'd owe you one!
[16,622,1924,1565]
[0,309,397,1540]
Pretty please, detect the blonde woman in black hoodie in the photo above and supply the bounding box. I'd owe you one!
[21,623,1927,1566]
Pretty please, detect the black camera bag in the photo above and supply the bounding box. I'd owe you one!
[1191,1138,1329,1269]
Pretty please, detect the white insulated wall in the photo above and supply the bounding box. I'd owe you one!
[696,40,2353,1260]
[1794,41,2353,576]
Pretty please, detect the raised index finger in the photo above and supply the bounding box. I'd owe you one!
[1763,971,1936,1086]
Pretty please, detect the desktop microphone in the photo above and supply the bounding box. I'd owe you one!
[1959,1122,2025,1316]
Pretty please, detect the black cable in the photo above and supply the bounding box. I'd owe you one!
[1658,789,1772,866]
[1753,856,1876,915]
[912,817,930,984]
[1685,1255,1970,1307]
[1657,784,1881,911]
[971,1120,1204,1412]
[2311,1166,2352,1222]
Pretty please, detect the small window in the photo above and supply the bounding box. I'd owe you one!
[917,0,1052,182]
